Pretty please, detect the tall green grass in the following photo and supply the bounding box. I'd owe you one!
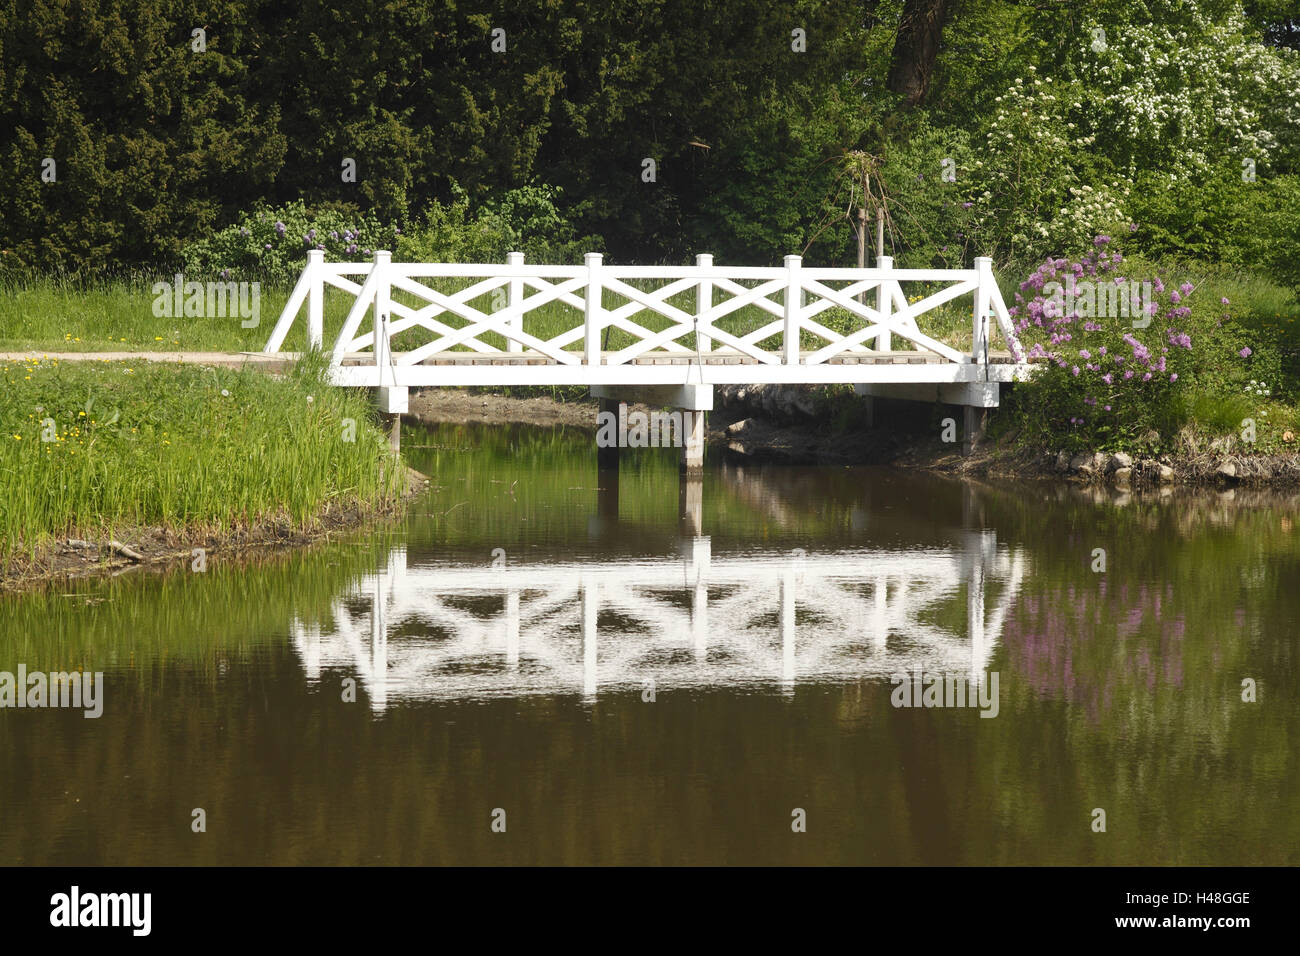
[0,272,284,352]
[0,351,404,560]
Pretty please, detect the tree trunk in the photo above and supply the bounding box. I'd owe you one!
[886,0,953,107]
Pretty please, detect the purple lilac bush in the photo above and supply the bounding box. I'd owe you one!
[1003,235,1234,451]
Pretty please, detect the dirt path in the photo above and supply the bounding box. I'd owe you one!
[0,350,293,369]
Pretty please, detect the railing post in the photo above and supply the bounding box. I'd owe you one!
[372,249,406,429]
[973,256,992,365]
[373,249,391,353]
[506,251,524,353]
[307,249,325,350]
[585,252,603,365]
[695,253,713,353]
[874,254,893,352]
[783,254,801,365]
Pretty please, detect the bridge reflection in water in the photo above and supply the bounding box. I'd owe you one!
[291,477,1025,711]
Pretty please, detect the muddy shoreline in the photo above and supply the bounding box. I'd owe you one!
[0,467,429,594]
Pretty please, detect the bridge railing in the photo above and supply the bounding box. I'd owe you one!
[263,250,1025,387]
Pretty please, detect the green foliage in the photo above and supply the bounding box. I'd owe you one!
[879,118,978,267]
[2,0,1297,350]
[1178,390,1255,434]
[0,353,402,557]
[0,0,882,270]
[179,185,600,282]
[397,184,600,265]
[694,87,876,266]
[1004,358,1190,455]
[0,1,283,271]
[182,201,400,284]
[1128,168,1300,293]
[962,72,1128,263]
[1241,176,1300,294]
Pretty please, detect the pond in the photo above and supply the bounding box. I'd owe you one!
[1,422,1296,865]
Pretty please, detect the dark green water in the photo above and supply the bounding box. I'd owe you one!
[1,422,1296,865]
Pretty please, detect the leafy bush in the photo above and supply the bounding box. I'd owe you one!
[180,185,600,285]
[397,184,599,265]
[1005,235,1215,450]
[182,202,400,285]
[1075,4,1300,181]
[963,71,1128,263]
[694,87,876,266]
[1127,168,1300,293]
[879,119,980,268]
[1240,176,1300,295]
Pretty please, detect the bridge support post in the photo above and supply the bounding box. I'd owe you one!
[853,382,997,455]
[377,385,407,454]
[589,384,712,472]
[963,405,987,457]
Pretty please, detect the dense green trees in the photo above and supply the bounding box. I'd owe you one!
[1,0,1297,279]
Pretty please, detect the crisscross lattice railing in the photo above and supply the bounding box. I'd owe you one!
[264,250,1026,387]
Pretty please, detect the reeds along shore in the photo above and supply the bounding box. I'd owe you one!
[0,351,403,563]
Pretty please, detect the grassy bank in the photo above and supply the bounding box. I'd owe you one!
[0,352,404,567]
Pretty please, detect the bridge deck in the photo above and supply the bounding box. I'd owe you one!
[328,348,1034,387]
[0,349,1031,369]
[335,349,1029,367]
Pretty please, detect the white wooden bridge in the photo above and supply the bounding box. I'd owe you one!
[264,251,1031,439]
[291,535,1025,712]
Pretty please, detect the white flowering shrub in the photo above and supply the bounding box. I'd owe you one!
[960,2,1299,264]
[964,70,1129,261]
[1078,3,1300,179]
